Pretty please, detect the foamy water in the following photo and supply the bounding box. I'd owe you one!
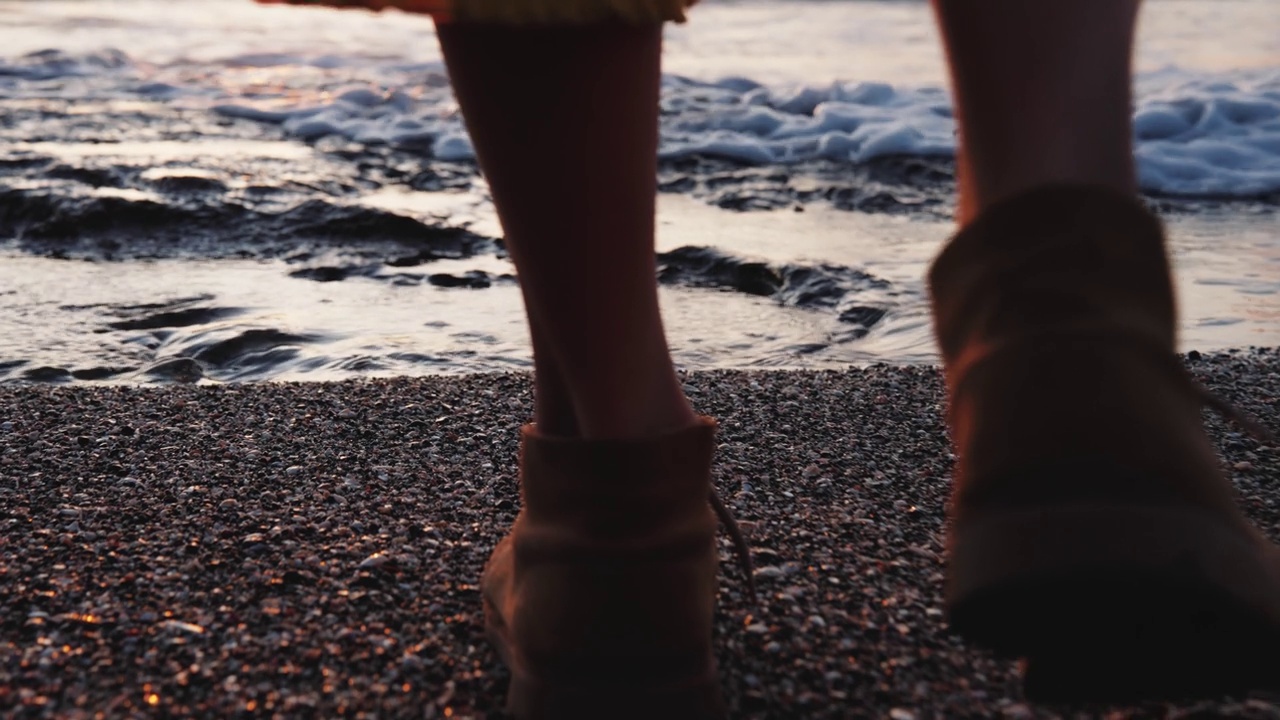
[5,0,1278,197]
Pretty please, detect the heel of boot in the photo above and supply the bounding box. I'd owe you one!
[947,503,1280,700]
[505,666,725,720]
[483,541,726,719]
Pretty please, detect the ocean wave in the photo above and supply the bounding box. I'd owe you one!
[2,48,1278,199]
[214,67,1280,199]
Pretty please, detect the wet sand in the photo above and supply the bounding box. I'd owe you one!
[2,350,1279,718]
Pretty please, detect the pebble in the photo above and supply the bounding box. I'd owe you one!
[158,620,207,635]
[1001,703,1035,719]
[359,552,391,570]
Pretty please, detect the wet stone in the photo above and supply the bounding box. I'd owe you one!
[71,366,137,381]
[290,266,351,282]
[22,366,72,382]
[143,357,204,383]
[427,271,494,289]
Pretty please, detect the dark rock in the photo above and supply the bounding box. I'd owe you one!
[142,357,204,383]
[191,329,316,368]
[290,266,351,282]
[22,366,72,382]
[108,306,243,330]
[149,175,228,194]
[658,246,780,297]
[428,271,493,289]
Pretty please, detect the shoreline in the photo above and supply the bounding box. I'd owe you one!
[2,350,1278,717]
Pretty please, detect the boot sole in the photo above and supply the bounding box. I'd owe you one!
[484,598,726,720]
[947,504,1280,703]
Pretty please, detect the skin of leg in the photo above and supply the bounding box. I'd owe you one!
[931,0,1142,225]
[527,314,579,437]
[436,22,697,440]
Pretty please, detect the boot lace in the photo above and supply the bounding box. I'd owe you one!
[709,489,757,604]
[1193,378,1278,447]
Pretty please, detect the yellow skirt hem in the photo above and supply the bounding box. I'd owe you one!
[255,0,695,24]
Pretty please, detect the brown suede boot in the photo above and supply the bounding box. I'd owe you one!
[482,416,734,719]
[929,185,1280,701]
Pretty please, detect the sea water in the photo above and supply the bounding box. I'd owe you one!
[0,0,1277,382]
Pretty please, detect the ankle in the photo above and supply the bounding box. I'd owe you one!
[958,167,1138,227]
[533,395,580,437]
[573,392,698,441]
[534,371,698,441]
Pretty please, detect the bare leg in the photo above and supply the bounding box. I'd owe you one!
[932,0,1142,224]
[437,22,696,440]
[441,22,731,718]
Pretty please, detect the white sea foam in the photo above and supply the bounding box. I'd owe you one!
[1,0,1278,198]
[207,67,1280,198]
[1133,71,1280,196]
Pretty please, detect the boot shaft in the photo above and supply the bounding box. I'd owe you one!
[517,418,719,537]
[929,185,1177,369]
[486,418,723,691]
[927,186,1237,518]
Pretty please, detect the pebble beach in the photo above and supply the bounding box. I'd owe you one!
[3,2,1279,716]
[3,349,1279,718]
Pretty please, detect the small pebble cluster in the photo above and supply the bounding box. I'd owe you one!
[1,349,1279,718]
